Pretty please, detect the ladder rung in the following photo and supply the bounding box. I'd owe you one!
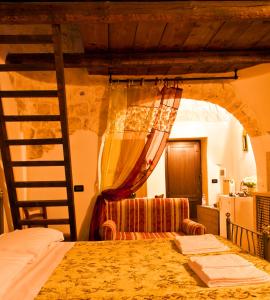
[19,218,70,226]
[14,181,67,188]
[0,35,53,44]
[11,160,65,167]
[4,115,60,122]
[0,90,58,98]
[17,200,69,207]
[0,64,55,72]
[7,138,63,145]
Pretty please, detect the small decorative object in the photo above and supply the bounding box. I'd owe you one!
[242,176,257,195]
[130,192,136,199]
[242,130,248,151]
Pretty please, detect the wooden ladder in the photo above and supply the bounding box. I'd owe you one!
[0,25,77,241]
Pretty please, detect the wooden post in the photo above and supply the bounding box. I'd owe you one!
[262,226,270,261]
[226,212,231,240]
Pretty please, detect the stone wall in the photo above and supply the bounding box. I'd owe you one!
[4,72,263,159]
[5,70,109,159]
[182,82,262,137]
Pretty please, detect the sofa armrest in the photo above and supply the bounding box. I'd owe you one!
[99,220,117,240]
[182,218,206,235]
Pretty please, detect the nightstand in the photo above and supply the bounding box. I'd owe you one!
[197,205,220,235]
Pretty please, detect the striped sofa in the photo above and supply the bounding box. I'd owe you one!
[99,197,206,240]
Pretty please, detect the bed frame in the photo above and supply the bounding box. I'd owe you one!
[226,212,270,261]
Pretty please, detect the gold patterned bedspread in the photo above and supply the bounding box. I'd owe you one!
[36,239,270,299]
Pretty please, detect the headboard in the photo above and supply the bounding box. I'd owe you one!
[0,190,3,234]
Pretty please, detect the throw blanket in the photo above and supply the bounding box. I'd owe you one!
[36,239,270,300]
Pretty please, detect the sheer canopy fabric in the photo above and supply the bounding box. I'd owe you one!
[89,85,182,240]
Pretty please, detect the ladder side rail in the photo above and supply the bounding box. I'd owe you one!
[0,96,21,229]
[52,24,77,241]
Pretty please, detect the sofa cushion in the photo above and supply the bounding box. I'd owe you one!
[104,197,189,233]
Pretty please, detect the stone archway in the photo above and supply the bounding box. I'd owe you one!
[180,81,265,192]
[181,82,262,137]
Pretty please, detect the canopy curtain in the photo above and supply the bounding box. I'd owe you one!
[89,85,182,240]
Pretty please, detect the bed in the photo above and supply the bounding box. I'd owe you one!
[1,229,270,300]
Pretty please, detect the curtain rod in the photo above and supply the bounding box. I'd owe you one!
[109,70,238,85]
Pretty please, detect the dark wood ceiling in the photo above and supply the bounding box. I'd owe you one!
[1,1,270,76]
[79,19,270,75]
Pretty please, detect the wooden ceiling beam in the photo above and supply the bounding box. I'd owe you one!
[0,35,52,44]
[5,50,270,70]
[1,2,270,24]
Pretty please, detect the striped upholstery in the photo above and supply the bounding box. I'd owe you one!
[100,197,205,240]
[100,220,117,240]
[182,218,206,235]
[115,231,184,240]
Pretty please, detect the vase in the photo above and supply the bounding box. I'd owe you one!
[247,187,256,195]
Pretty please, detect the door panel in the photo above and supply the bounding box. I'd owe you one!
[166,141,202,219]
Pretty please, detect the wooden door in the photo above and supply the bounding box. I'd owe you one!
[166,140,202,219]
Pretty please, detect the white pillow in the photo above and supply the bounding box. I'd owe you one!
[0,227,64,259]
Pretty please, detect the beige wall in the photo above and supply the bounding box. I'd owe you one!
[232,64,270,192]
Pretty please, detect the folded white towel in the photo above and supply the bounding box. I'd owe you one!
[189,254,252,269]
[175,234,229,254]
[188,254,270,287]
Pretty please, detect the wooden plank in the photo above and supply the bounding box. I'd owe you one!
[6,50,270,68]
[158,21,194,50]
[0,90,58,98]
[207,20,251,50]
[134,21,167,50]
[0,34,52,44]
[52,24,77,241]
[228,21,270,49]
[146,65,171,76]
[183,20,224,50]
[4,115,60,122]
[167,64,207,75]
[109,22,137,50]
[87,66,109,75]
[80,23,108,51]
[0,96,21,229]
[7,138,63,145]
[17,200,68,207]
[19,218,70,226]
[14,181,67,188]
[1,2,270,24]
[0,64,55,72]
[11,160,65,167]
[255,23,270,49]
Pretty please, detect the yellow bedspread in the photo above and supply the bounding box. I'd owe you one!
[36,239,270,299]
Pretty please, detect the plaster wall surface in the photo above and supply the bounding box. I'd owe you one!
[147,99,256,205]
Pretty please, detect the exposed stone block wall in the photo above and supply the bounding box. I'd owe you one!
[3,72,263,159]
[5,70,109,159]
[182,82,262,137]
